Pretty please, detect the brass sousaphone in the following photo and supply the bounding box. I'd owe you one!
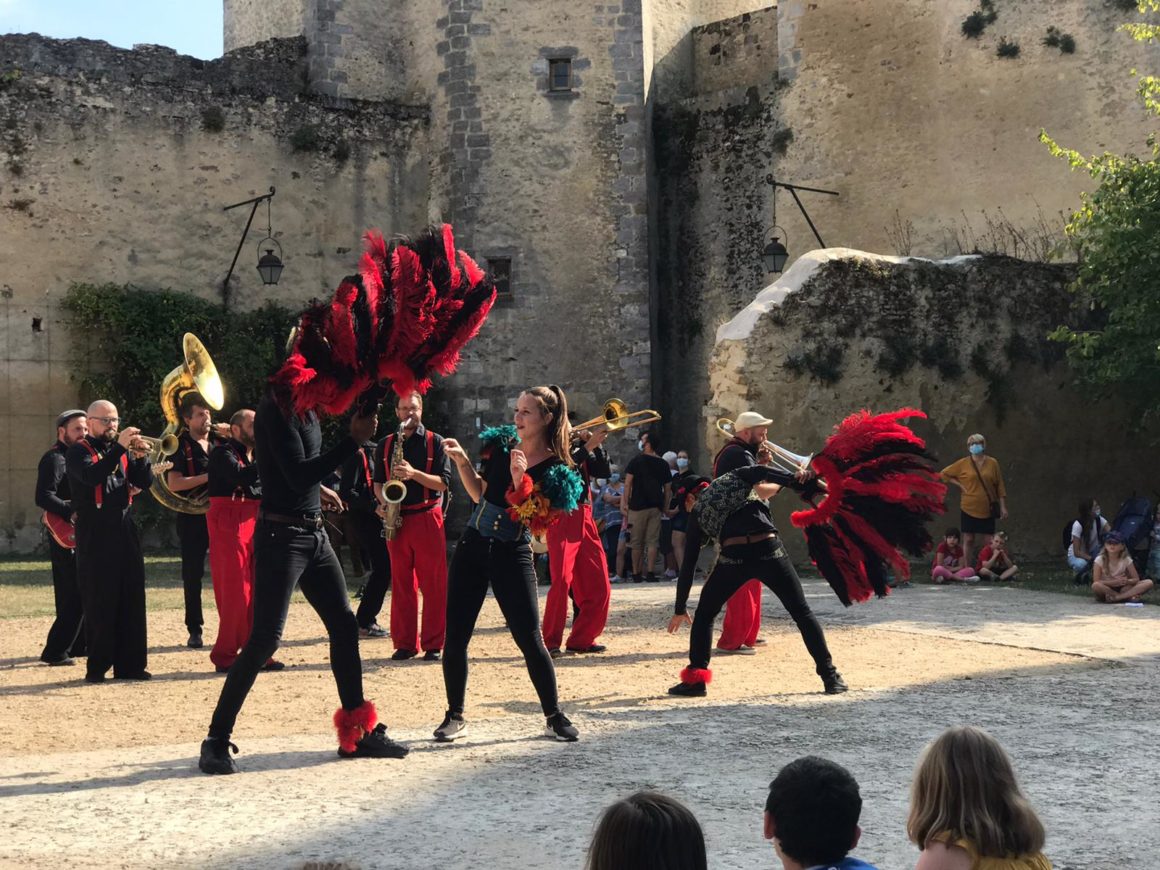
[148,333,225,514]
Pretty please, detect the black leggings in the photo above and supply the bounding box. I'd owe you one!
[689,538,834,676]
[443,529,559,717]
[348,508,392,629]
[209,521,364,739]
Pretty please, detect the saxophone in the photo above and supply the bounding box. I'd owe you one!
[380,424,408,540]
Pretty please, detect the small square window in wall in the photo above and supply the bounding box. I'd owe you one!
[489,257,512,297]
[548,58,573,92]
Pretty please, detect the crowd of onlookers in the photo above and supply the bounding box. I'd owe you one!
[937,434,1156,602]
[584,726,1051,870]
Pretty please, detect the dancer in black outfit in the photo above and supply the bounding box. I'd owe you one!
[435,385,583,743]
[666,466,848,697]
[199,387,408,774]
[37,409,89,665]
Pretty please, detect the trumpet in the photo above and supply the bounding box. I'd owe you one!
[129,433,179,459]
[574,398,662,434]
[716,418,813,476]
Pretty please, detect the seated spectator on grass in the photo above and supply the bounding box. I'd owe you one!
[1092,531,1154,603]
[932,528,980,584]
[977,532,1018,582]
[586,791,707,870]
[1067,497,1109,585]
[908,726,1050,870]
[764,756,879,870]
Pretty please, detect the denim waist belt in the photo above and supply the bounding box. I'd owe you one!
[469,499,529,543]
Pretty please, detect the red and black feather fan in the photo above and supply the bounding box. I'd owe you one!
[789,409,946,605]
[272,223,496,417]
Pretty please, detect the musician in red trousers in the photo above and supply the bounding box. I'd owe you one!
[374,391,451,662]
[206,409,283,674]
[715,411,776,655]
[542,427,611,656]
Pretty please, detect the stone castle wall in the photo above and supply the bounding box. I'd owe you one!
[0,33,429,552]
[708,251,1156,561]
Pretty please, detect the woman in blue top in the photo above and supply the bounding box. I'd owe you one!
[437,384,584,743]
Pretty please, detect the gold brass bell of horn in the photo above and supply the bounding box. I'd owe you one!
[715,417,814,476]
[380,424,408,540]
[129,433,180,458]
[573,398,663,434]
[148,333,226,515]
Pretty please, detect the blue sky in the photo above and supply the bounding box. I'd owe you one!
[0,0,223,59]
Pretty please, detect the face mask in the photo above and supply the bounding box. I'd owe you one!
[969,443,985,456]
[610,473,621,484]
[676,458,689,470]
[637,440,644,452]
[595,479,607,488]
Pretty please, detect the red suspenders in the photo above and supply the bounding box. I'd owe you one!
[80,440,130,509]
[385,430,439,511]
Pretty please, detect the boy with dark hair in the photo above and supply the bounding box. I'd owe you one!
[764,756,878,870]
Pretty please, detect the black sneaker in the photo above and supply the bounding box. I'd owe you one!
[668,680,707,697]
[339,723,409,759]
[41,655,74,666]
[187,632,204,649]
[632,574,644,584]
[391,649,418,661]
[822,671,849,695]
[545,712,579,742]
[84,672,107,684]
[565,644,607,654]
[114,670,152,681]
[644,573,659,583]
[199,737,239,775]
[434,711,468,742]
[548,647,563,659]
[423,649,441,662]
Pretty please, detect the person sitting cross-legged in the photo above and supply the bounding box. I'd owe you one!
[976,532,1018,582]
[1092,531,1154,603]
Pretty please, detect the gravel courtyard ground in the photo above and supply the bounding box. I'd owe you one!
[1,577,1157,869]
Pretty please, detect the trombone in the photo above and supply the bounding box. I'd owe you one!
[574,398,662,434]
[716,418,814,477]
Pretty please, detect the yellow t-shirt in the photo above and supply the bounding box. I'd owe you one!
[940,456,1007,520]
[930,832,1052,870]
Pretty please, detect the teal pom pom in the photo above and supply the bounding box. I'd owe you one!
[540,463,584,513]
[479,425,519,452]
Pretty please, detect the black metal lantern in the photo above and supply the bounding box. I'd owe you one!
[257,238,284,286]
[763,228,789,274]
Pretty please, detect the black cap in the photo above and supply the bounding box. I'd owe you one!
[55,409,86,429]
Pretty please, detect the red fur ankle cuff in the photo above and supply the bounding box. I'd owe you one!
[333,700,378,753]
[680,667,712,685]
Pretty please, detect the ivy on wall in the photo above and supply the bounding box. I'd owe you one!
[63,283,298,538]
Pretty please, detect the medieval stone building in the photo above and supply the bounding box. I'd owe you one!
[1,0,1155,551]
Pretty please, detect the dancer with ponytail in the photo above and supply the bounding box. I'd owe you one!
[437,385,585,742]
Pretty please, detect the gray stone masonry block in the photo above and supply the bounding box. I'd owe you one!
[609,43,635,59]
[468,147,491,161]
[446,24,466,37]
[468,120,483,132]
[468,23,492,36]
[437,16,450,27]
[451,36,470,50]
[463,107,482,120]
[449,10,471,24]
[466,133,489,147]
[312,79,339,96]
[449,93,473,108]
[613,94,638,105]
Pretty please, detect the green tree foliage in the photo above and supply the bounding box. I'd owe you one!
[1039,0,1160,424]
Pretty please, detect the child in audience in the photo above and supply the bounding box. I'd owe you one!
[1092,531,1154,603]
[908,726,1051,870]
[586,791,707,870]
[977,532,1018,581]
[932,528,980,584]
[765,756,879,869]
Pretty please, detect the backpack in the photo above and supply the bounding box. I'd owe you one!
[1111,497,1154,551]
[691,471,759,541]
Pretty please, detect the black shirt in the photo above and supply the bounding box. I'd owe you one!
[373,424,451,508]
[479,448,565,509]
[674,465,808,614]
[340,441,378,511]
[624,452,671,510]
[65,435,153,517]
[254,391,357,516]
[36,441,73,521]
[570,443,611,505]
[714,439,755,477]
[207,438,261,500]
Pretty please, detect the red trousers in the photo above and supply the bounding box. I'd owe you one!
[542,504,610,650]
[206,497,260,669]
[718,579,762,649]
[387,505,447,652]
